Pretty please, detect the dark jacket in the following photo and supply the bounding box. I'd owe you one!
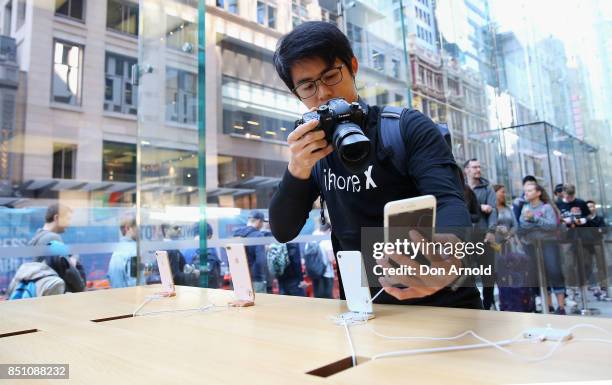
[269,104,480,309]
[463,184,481,224]
[233,226,267,282]
[470,177,497,232]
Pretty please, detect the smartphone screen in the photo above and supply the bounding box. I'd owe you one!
[388,208,434,240]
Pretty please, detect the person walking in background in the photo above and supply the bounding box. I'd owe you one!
[107,213,138,288]
[233,211,268,293]
[29,204,86,293]
[518,183,566,314]
[464,158,497,310]
[307,219,334,299]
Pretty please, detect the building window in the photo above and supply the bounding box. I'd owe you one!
[291,0,308,27]
[3,2,12,35]
[256,2,276,29]
[107,0,138,36]
[166,68,197,125]
[16,0,26,28]
[268,5,276,29]
[216,0,238,14]
[55,0,84,21]
[391,58,400,79]
[103,141,136,182]
[257,1,265,24]
[376,91,389,106]
[104,53,137,115]
[372,50,385,72]
[52,40,83,105]
[52,143,76,179]
[166,16,196,53]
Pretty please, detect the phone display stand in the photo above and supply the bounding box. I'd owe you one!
[155,251,176,297]
[225,244,255,307]
[336,251,375,321]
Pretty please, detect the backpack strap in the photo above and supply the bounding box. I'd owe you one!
[380,106,409,177]
[312,162,327,226]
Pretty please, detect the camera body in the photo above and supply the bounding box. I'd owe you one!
[295,98,371,173]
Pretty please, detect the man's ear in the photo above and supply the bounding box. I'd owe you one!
[351,56,359,77]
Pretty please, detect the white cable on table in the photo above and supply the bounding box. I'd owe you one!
[342,321,357,367]
[368,323,612,362]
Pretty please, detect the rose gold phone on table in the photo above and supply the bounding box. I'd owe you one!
[155,250,176,297]
[225,244,255,305]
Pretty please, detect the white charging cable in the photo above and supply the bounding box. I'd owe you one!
[132,295,228,317]
[342,320,357,367]
[368,323,612,362]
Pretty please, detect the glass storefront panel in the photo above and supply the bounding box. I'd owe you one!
[1,0,610,313]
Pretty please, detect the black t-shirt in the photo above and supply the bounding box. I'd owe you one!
[557,198,590,227]
[269,104,480,309]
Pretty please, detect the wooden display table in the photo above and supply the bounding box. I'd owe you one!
[1,285,611,384]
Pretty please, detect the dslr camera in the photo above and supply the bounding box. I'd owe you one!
[295,98,371,173]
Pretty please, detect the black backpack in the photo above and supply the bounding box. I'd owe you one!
[303,242,325,279]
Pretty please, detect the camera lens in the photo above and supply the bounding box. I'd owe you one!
[333,122,371,173]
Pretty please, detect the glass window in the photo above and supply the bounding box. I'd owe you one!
[55,0,84,21]
[51,40,83,105]
[104,52,137,115]
[52,143,76,179]
[16,0,26,28]
[166,67,197,125]
[106,0,138,36]
[3,2,12,35]
[267,5,276,29]
[372,50,385,72]
[166,16,196,52]
[257,1,265,25]
[102,141,136,182]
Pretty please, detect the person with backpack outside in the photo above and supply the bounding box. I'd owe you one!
[233,211,268,293]
[269,21,480,308]
[306,219,335,298]
[29,203,86,293]
[188,222,222,289]
[517,183,566,315]
[6,261,65,299]
[107,213,138,288]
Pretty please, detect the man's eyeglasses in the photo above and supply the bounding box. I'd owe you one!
[292,64,344,100]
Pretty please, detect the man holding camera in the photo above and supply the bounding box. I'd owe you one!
[269,21,481,309]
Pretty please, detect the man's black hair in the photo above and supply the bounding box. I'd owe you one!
[463,158,478,169]
[554,183,564,193]
[522,175,537,185]
[273,21,355,92]
[586,200,596,205]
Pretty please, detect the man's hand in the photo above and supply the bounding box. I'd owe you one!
[484,232,496,244]
[480,204,493,214]
[377,231,462,301]
[287,109,333,180]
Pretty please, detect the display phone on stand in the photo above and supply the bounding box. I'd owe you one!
[337,251,375,321]
[225,244,255,306]
[155,251,176,297]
